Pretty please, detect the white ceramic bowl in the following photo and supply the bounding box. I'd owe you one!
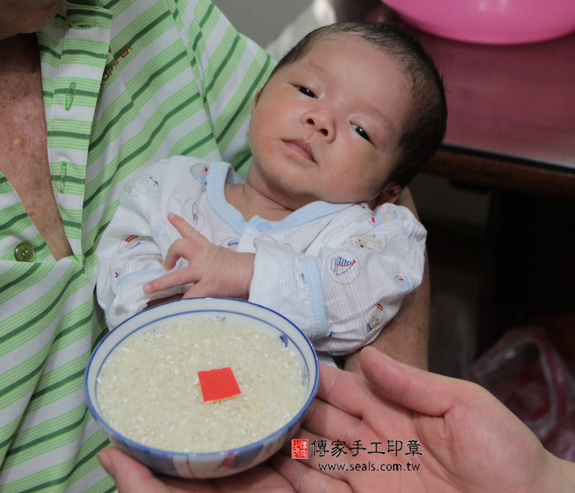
[383,0,575,44]
[85,298,319,479]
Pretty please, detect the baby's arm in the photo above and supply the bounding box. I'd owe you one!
[96,178,187,329]
[346,188,430,372]
[249,204,427,355]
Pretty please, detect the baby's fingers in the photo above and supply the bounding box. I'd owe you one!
[182,282,212,299]
[144,269,197,294]
[168,212,204,240]
[164,234,206,269]
[164,239,188,270]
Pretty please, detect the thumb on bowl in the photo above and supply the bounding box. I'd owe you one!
[98,447,166,492]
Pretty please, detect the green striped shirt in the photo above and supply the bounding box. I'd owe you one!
[0,0,275,491]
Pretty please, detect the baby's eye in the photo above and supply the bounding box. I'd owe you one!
[297,86,316,98]
[352,124,370,142]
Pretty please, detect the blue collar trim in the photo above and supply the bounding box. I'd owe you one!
[206,162,353,235]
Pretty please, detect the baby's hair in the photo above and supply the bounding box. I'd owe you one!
[269,22,447,188]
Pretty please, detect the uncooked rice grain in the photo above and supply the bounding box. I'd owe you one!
[97,318,306,452]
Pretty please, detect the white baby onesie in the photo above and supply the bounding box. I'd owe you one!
[96,157,426,355]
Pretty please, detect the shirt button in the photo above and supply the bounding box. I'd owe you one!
[256,221,272,232]
[14,242,35,262]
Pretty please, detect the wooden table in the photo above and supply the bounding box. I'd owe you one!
[420,32,575,201]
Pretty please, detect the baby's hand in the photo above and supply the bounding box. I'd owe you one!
[143,213,254,300]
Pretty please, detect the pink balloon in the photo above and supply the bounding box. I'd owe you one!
[383,0,575,44]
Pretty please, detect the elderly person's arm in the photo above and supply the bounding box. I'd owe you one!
[345,188,430,372]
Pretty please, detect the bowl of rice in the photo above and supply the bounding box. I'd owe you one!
[85,297,319,479]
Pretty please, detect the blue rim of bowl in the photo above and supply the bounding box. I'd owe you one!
[84,297,319,460]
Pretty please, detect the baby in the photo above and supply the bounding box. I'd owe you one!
[96,22,447,357]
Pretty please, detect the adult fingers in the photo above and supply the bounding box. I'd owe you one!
[359,346,476,417]
[269,454,353,493]
[316,363,374,419]
[277,427,353,483]
[97,447,169,493]
[300,395,363,451]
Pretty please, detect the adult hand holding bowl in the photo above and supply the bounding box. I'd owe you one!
[85,298,318,479]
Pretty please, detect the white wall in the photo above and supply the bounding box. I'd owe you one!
[213,0,314,47]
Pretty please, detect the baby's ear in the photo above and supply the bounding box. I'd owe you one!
[371,182,402,208]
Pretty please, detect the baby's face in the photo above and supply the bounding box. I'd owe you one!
[247,35,411,210]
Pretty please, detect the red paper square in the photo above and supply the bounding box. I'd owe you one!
[198,367,241,402]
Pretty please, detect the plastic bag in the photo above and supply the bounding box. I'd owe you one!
[467,327,575,462]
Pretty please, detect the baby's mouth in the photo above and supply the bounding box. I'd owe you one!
[285,139,315,163]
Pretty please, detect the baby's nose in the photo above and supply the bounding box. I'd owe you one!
[305,109,335,139]
[306,117,329,136]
